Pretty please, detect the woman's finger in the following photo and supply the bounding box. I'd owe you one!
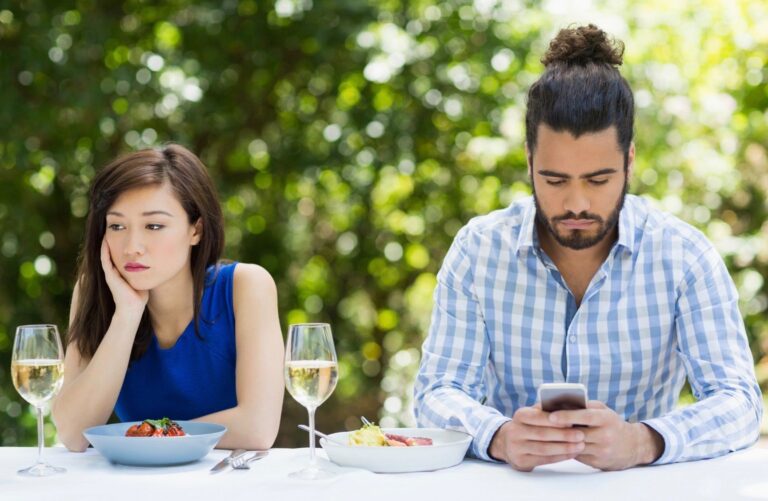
[100,239,121,288]
[100,240,109,269]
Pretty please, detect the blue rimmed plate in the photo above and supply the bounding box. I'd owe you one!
[83,421,226,466]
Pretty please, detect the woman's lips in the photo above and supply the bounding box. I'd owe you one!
[124,263,149,272]
[559,219,596,230]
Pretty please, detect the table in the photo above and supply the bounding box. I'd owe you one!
[2,446,767,501]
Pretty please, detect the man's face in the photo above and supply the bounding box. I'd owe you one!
[528,124,632,251]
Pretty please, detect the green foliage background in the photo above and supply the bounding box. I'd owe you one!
[0,0,766,447]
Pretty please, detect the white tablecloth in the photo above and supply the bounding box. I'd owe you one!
[2,446,768,501]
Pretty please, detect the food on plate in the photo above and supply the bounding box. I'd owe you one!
[125,417,186,437]
[348,423,387,446]
[348,423,433,447]
[385,432,433,447]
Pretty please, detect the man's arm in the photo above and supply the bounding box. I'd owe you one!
[641,245,763,464]
[413,227,511,461]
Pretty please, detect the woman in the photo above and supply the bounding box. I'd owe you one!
[52,144,284,451]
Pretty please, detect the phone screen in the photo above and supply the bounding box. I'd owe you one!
[539,385,587,412]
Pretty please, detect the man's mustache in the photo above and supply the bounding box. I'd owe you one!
[553,212,604,223]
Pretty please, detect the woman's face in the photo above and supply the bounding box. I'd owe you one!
[104,183,201,291]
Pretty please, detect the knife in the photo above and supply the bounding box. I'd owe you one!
[210,448,247,473]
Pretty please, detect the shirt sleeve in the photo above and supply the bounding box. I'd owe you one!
[642,244,763,464]
[413,226,511,461]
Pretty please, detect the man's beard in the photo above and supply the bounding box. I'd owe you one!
[533,178,627,250]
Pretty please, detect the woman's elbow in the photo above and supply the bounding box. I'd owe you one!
[57,429,90,452]
[240,436,276,451]
[51,413,89,452]
[234,420,279,451]
[243,423,279,450]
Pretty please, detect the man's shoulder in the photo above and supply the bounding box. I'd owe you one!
[627,195,715,256]
[458,197,533,241]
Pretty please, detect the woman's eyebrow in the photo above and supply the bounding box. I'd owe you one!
[106,210,174,217]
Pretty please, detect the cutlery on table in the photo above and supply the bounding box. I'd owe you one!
[297,424,347,446]
[209,448,247,473]
[231,450,269,470]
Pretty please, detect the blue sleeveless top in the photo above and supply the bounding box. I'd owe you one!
[115,262,238,422]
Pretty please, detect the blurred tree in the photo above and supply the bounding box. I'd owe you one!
[0,0,765,447]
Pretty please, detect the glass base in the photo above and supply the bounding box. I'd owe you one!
[18,463,66,477]
[288,466,334,480]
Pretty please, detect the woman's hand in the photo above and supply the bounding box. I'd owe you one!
[100,238,148,318]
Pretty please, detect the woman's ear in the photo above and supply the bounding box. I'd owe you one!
[191,218,203,246]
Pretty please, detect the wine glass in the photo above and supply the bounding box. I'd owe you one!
[11,324,66,477]
[284,323,338,480]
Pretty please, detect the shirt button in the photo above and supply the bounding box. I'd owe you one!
[569,335,577,343]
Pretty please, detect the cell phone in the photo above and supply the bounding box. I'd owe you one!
[538,383,588,412]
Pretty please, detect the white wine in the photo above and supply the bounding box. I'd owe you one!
[11,359,64,407]
[285,360,338,409]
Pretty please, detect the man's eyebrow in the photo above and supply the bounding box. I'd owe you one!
[537,170,570,179]
[582,168,618,178]
[537,168,618,179]
[106,210,174,217]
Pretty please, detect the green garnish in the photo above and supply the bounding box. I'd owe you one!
[143,417,174,429]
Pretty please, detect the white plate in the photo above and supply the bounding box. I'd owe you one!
[320,427,472,473]
[83,421,226,466]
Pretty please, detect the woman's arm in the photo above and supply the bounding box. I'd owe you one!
[193,263,284,450]
[51,287,145,451]
[51,240,147,452]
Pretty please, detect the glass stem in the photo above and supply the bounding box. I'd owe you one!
[36,406,44,465]
[308,407,317,468]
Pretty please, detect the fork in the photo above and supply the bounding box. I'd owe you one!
[231,450,269,470]
[297,424,346,446]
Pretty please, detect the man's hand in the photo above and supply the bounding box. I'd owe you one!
[488,404,586,472]
[549,401,664,471]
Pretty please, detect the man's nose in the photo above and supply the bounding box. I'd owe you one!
[563,188,590,216]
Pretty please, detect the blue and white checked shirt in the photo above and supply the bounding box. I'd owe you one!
[414,194,762,464]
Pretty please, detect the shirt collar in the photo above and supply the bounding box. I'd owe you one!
[514,197,537,255]
[615,195,636,255]
[514,195,637,256]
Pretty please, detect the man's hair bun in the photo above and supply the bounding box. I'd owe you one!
[542,24,624,67]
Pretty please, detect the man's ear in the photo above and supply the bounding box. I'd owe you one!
[525,142,533,178]
[191,218,203,246]
[627,142,635,180]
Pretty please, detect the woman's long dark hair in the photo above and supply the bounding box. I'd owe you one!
[68,144,224,361]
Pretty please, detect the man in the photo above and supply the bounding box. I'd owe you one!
[413,24,762,472]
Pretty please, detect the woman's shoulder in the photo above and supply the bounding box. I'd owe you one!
[231,263,278,319]
[232,263,277,292]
